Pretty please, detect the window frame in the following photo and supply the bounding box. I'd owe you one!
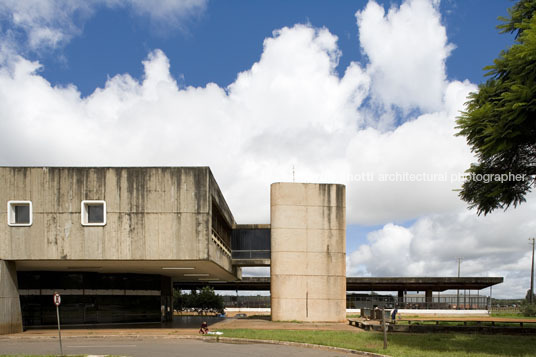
[7,200,33,227]
[81,200,107,226]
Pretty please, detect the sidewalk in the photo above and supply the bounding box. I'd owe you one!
[1,328,199,339]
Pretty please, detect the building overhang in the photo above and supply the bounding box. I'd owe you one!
[14,260,239,283]
[346,277,504,292]
[175,276,504,292]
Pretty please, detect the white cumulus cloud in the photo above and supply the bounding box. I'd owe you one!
[347,196,536,297]
[345,80,477,225]
[0,0,533,297]
[357,0,454,115]
[0,24,371,222]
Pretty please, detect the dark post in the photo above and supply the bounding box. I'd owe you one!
[381,307,387,349]
[468,290,471,309]
[489,286,493,311]
[53,292,63,356]
[425,290,433,309]
[530,238,535,304]
[56,305,62,355]
[456,257,462,309]
[397,290,404,307]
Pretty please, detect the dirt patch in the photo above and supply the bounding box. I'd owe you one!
[210,318,361,332]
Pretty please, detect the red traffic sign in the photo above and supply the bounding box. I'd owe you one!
[53,292,61,306]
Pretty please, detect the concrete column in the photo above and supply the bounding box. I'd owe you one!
[0,260,22,334]
[270,183,346,322]
[425,290,433,308]
[161,276,173,322]
[398,290,404,307]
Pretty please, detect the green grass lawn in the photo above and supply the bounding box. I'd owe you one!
[349,312,532,320]
[491,312,526,319]
[393,320,535,327]
[218,329,536,357]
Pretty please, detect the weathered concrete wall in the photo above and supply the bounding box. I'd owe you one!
[270,183,346,322]
[0,167,217,261]
[209,171,234,231]
[208,171,235,273]
[0,260,22,334]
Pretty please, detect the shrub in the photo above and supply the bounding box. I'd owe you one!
[520,303,536,317]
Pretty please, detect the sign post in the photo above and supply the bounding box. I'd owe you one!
[53,292,63,356]
[381,307,388,350]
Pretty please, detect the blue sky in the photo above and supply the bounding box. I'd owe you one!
[0,0,533,298]
[30,0,514,96]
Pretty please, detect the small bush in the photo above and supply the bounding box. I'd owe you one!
[520,303,536,317]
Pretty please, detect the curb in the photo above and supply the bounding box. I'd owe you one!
[0,333,390,357]
[212,336,390,356]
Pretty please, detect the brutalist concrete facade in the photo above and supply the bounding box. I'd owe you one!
[0,167,239,332]
[0,167,234,265]
[0,261,22,334]
[270,183,346,322]
[0,167,348,332]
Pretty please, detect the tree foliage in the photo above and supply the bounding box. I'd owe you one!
[521,290,536,316]
[521,303,536,317]
[525,288,536,303]
[173,287,224,314]
[456,0,536,215]
[173,289,186,311]
[497,0,536,37]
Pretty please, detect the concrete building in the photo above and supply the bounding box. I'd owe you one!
[0,167,503,333]
[0,167,346,333]
[271,183,346,322]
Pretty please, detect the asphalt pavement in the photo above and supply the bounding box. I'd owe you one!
[0,337,357,356]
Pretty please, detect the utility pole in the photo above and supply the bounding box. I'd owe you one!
[530,238,535,304]
[456,257,462,309]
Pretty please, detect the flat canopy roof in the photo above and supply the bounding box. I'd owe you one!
[346,277,503,291]
[176,276,503,292]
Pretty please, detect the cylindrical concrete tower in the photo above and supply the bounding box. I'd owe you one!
[270,182,346,322]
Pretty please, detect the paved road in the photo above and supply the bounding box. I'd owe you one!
[0,337,357,356]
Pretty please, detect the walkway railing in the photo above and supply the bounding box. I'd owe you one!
[211,229,231,257]
[347,296,490,310]
[231,250,271,260]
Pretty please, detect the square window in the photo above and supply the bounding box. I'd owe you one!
[87,205,104,223]
[7,201,32,226]
[81,200,106,226]
[15,205,30,224]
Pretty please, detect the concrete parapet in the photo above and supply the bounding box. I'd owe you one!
[0,167,235,264]
[270,182,346,322]
[0,260,22,334]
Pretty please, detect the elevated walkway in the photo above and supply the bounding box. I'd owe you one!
[231,224,270,267]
